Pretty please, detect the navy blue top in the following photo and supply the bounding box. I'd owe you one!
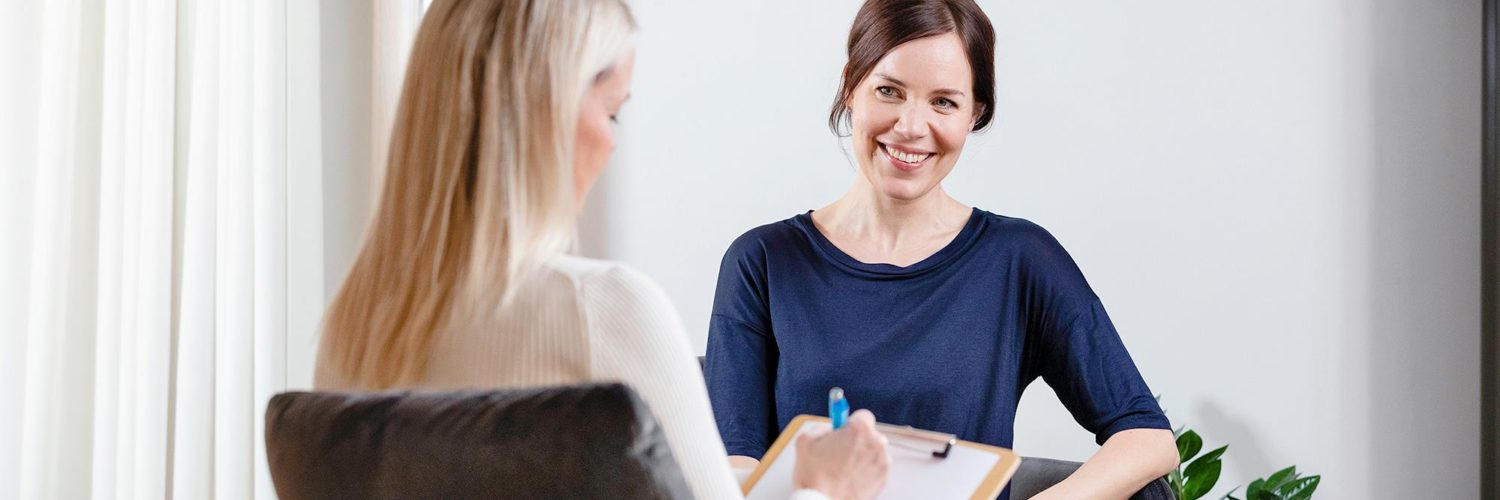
[704,208,1170,462]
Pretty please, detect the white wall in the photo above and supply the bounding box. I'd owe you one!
[586,0,1481,497]
[319,0,376,313]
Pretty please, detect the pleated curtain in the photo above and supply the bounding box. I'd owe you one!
[0,1,423,498]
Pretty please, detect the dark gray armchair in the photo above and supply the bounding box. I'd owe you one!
[264,383,694,500]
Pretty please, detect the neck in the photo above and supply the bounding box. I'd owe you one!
[816,178,969,250]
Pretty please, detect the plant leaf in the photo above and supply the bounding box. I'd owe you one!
[1183,459,1222,500]
[1177,429,1203,462]
[1169,469,1185,499]
[1264,465,1298,489]
[1277,475,1320,500]
[1220,486,1240,500]
[1185,445,1228,478]
[1252,490,1279,500]
[1246,478,1265,499]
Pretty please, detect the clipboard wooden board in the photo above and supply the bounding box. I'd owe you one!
[741,415,1022,500]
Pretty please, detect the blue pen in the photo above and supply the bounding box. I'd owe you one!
[829,387,849,430]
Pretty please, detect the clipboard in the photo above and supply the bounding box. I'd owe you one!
[741,415,1022,500]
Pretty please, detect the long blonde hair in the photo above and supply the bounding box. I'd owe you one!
[320,0,637,389]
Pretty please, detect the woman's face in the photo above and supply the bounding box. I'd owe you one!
[574,48,635,209]
[848,33,978,202]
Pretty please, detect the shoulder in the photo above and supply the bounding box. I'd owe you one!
[721,215,808,262]
[972,212,1099,299]
[545,255,683,337]
[975,210,1072,258]
[547,257,697,366]
[546,255,673,310]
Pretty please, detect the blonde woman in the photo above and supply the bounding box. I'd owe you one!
[314,1,889,499]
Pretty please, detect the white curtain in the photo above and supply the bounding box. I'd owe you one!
[0,0,427,498]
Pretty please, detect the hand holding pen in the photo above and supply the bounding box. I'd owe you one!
[791,387,891,499]
[793,407,891,499]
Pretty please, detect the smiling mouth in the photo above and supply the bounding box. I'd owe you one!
[880,143,934,167]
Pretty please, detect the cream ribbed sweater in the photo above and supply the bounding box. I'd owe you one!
[315,255,815,500]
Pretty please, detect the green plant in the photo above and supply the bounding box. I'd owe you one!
[1158,397,1321,499]
[1222,466,1320,500]
[1170,428,1227,500]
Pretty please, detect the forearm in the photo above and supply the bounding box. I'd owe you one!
[725,455,760,488]
[730,455,761,469]
[1030,428,1178,500]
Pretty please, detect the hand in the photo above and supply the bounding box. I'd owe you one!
[792,409,891,500]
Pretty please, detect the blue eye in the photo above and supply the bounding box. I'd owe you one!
[934,98,957,110]
[876,86,900,99]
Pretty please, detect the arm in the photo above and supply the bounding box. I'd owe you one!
[729,456,761,468]
[582,265,745,500]
[1020,224,1176,499]
[584,265,889,500]
[1030,428,1178,500]
[704,234,780,459]
[729,455,761,483]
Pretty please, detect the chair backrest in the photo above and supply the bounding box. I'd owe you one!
[264,383,693,500]
[1008,456,1175,500]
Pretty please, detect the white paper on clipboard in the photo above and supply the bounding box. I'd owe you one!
[745,421,1003,500]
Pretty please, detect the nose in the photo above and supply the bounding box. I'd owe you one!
[892,101,931,141]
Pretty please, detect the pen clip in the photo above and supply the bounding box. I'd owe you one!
[876,423,956,459]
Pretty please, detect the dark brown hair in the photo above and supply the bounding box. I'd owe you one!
[829,0,996,136]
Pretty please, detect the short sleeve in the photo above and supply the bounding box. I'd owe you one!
[1017,224,1172,445]
[704,231,780,458]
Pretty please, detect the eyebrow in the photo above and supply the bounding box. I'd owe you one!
[874,73,967,97]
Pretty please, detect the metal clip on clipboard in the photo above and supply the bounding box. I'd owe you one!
[876,423,957,459]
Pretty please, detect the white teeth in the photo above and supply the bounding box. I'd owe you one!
[885,145,930,164]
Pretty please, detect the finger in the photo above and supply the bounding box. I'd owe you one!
[796,433,816,451]
[847,409,876,429]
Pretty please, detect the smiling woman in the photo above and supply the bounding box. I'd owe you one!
[829,0,993,209]
[703,1,1180,499]
[844,34,976,206]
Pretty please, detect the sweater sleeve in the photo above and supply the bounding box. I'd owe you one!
[580,264,746,500]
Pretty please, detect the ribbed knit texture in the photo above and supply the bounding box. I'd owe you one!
[315,255,745,500]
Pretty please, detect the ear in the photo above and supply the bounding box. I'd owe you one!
[972,104,986,128]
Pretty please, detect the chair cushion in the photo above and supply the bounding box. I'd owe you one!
[265,383,693,500]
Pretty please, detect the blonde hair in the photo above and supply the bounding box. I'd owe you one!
[320,0,636,389]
